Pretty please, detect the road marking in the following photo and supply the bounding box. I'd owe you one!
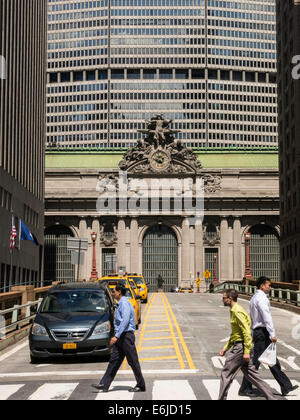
[162,294,196,370]
[28,382,79,400]
[277,339,300,356]
[0,341,28,362]
[95,381,135,401]
[265,379,300,400]
[0,384,24,400]
[203,379,251,400]
[0,369,199,379]
[140,355,178,362]
[143,336,172,341]
[141,345,174,350]
[152,380,197,400]
[161,295,185,369]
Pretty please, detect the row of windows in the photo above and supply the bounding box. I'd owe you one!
[49,0,205,9]
[208,9,275,22]
[48,57,276,69]
[46,132,277,145]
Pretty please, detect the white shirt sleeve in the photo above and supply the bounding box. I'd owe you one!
[257,294,276,338]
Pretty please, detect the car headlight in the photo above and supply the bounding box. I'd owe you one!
[32,323,48,336]
[91,321,111,337]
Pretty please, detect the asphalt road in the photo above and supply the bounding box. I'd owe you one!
[0,292,299,401]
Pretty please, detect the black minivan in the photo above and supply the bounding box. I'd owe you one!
[29,282,115,363]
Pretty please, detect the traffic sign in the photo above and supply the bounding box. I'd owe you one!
[203,270,211,279]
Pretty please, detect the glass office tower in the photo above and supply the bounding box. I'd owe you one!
[47,0,278,148]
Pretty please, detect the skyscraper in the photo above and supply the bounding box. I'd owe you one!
[0,0,47,290]
[47,0,278,149]
[276,0,300,282]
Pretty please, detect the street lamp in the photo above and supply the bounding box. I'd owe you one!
[90,232,98,280]
[244,231,253,280]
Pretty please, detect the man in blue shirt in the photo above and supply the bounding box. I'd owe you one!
[92,284,146,393]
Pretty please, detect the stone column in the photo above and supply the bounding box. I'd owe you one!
[233,217,242,281]
[227,218,234,281]
[195,221,204,282]
[117,218,127,271]
[181,218,190,286]
[78,217,88,281]
[220,216,229,282]
[130,218,139,273]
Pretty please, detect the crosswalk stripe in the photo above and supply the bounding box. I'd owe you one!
[95,381,136,401]
[152,380,197,400]
[0,384,24,400]
[265,379,300,400]
[28,383,79,400]
[202,379,250,400]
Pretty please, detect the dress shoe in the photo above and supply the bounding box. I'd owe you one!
[128,386,146,393]
[282,385,299,396]
[91,383,109,392]
[238,389,262,397]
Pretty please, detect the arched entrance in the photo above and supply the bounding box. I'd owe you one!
[44,225,75,284]
[248,224,280,282]
[142,225,178,292]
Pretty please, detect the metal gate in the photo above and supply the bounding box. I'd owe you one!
[143,225,178,292]
[102,248,117,276]
[44,227,75,284]
[204,248,219,285]
[249,225,280,282]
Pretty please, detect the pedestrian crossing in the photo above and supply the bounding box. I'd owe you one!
[0,379,299,400]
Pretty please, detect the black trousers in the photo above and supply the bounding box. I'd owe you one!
[240,327,293,393]
[100,331,145,390]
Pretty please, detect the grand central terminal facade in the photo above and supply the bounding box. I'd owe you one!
[44,117,280,291]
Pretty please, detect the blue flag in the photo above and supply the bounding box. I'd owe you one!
[20,220,39,246]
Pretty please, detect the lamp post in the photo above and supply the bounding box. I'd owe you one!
[244,231,252,280]
[90,232,98,280]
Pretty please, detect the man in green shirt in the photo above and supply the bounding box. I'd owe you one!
[218,289,277,400]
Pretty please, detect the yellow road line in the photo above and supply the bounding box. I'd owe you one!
[141,345,174,350]
[140,356,177,362]
[122,292,156,370]
[161,295,185,369]
[162,293,196,370]
[143,336,172,340]
[144,329,170,333]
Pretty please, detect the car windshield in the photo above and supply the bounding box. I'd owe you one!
[104,279,127,287]
[40,290,109,313]
[128,277,144,285]
[125,288,134,299]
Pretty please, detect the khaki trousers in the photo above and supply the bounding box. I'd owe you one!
[218,342,277,400]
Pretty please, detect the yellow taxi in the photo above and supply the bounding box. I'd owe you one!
[98,275,141,328]
[126,274,148,303]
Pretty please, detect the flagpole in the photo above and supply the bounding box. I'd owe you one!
[8,215,13,292]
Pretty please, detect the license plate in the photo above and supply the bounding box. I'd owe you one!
[63,343,77,350]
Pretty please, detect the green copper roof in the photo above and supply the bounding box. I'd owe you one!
[45,147,278,170]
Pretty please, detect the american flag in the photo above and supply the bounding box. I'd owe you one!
[10,217,17,251]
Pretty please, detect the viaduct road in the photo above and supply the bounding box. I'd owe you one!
[0,293,299,400]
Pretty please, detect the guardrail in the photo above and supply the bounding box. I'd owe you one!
[213,283,300,307]
[0,298,43,339]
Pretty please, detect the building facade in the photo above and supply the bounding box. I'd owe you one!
[277,0,300,282]
[0,0,47,291]
[47,0,278,149]
[44,122,280,290]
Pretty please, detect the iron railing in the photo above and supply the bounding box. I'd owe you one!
[213,282,300,307]
[0,298,43,339]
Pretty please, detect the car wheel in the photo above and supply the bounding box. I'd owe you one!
[143,297,148,304]
[30,355,40,364]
